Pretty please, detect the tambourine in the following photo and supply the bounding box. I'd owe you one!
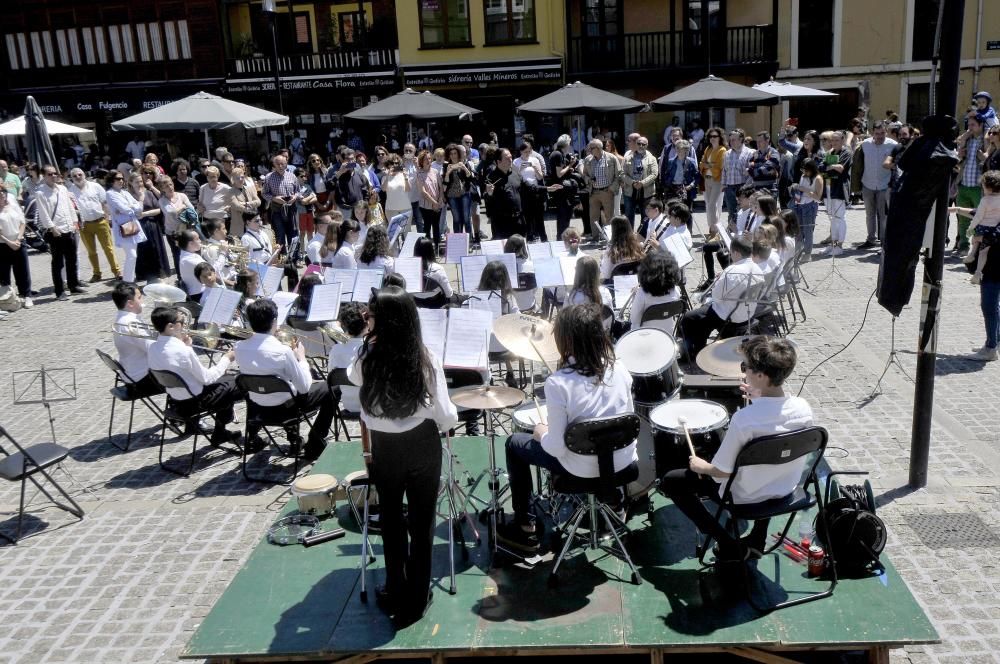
[266,514,320,546]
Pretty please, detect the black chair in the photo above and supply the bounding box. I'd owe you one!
[700,426,836,613]
[149,369,237,477]
[235,374,321,484]
[327,368,355,442]
[95,350,169,452]
[0,424,84,543]
[609,260,641,279]
[549,413,643,586]
[444,368,487,436]
[413,282,448,309]
[513,272,538,313]
[286,315,332,375]
[639,299,686,337]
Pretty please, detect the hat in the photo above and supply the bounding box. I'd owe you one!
[973,91,993,103]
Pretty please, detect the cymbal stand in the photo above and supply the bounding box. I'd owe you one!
[438,433,481,594]
[481,405,522,562]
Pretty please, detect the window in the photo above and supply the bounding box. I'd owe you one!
[911,0,939,61]
[68,29,82,65]
[5,35,19,70]
[149,23,163,60]
[419,0,471,48]
[164,21,179,59]
[906,82,930,124]
[82,28,96,64]
[29,32,44,68]
[178,20,192,58]
[17,34,30,69]
[798,0,834,68]
[94,26,108,64]
[41,32,56,67]
[484,0,536,44]
[55,30,70,66]
[121,24,136,62]
[136,23,150,61]
[108,25,123,63]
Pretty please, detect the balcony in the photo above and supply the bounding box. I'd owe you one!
[567,25,776,76]
[226,48,397,81]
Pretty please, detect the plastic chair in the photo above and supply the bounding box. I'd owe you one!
[549,413,643,586]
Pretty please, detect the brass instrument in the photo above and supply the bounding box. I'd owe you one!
[615,286,639,325]
[320,321,350,344]
[111,321,225,354]
[275,325,312,348]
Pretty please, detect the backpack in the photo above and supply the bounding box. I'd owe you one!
[816,475,886,577]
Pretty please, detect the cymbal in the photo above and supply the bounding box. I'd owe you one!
[696,337,746,378]
[450,385,525,410]
[492,314,560,364]
[143,282,187,304]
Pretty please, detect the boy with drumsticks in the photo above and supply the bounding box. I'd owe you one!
[658,336,812,561]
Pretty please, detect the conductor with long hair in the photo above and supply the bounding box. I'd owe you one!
[348,286,458,624]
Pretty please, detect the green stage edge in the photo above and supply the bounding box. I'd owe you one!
[182,437,938,661]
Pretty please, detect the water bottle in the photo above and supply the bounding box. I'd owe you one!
[798,516,814,549]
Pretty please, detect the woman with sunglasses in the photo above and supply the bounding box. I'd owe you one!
[127,170,170,283]
[985,127,1000,172]
[699,127,728,231]
[348,286,458,625]
[306,153,331,214]
[106,170,146,283]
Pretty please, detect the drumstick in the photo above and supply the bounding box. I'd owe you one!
[532,396,547,426]
[676,416,698,459]
[528,336,556,374]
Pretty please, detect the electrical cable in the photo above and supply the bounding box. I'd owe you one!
[796,287,878,398]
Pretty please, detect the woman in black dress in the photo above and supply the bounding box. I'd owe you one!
[127,170,170,282]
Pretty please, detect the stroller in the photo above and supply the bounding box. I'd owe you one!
[21,199,49,253]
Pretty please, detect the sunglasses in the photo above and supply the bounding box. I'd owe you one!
[113,176,124,181]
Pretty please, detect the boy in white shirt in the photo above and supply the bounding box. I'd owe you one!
[327,302,366,414]
[659,336,813,560]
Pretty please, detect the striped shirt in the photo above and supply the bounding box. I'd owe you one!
[962,136,984,187]
[591,154,610,189]
[723,146,753,186]
[262,168,299,203]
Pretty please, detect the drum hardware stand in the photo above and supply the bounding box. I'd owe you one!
[869,316,910,398]
[438,434,481,595]
[12,367,89,496]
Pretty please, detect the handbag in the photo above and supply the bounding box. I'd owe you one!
[119,210,141,238]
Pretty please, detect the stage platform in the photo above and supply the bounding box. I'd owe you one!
[183,438,937,663]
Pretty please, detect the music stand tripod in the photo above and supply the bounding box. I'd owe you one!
[869,316,909,398]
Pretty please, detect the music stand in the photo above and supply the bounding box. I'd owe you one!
[13,366,77,446]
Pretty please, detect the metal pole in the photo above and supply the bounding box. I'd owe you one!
[269,13,284,117]
[909,0,964,488]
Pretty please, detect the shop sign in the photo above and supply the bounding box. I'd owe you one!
[226,75,397,94]
[405,68,561,87]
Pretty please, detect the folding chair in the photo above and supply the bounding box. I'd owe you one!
[699,426,837,613]
[149,369,238,477]
[638,299,686,337]
[549,414,643,587]
[327,368,356,442]
[413,283,448,309]
[286,315,332,375]
[608,260,641,281]
[513,272,538,313]
[95,350,168,452]
[235,374,321,484]
[0,424,84,543]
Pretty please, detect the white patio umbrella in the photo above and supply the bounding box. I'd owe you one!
[0,115,93,136]
[111,91,289,158]
[753,79,838,136]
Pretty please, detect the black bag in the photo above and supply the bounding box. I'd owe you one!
[816,475,886,577]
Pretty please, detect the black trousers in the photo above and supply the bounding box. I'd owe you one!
[247,380,336,450]
[45,230,80,295]
[702,241,730,280]
[554,196,573,239]
[659,469,770,555]
[174,375,242,436]
[679,304,726,357]
[0,242,31,297]
[370,419,442,612]
[420,207,442,250]
[521,188,547,242]
[126,373,165,400]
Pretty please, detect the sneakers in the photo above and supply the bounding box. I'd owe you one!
[21,297,33,308]
[970,347,998,362]
[971,274,982,285]
[799,253,813,263]
[824,245,843,256]
[56,292,69,301]
[496,521,540,553]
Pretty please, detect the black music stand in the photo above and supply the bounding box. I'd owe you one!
[2,367,85,542]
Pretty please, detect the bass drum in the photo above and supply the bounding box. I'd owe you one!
[649,400,729,478]
[614,328,681,406]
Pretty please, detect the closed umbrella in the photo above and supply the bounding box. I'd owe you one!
[23,96,59,169]
[517,81,646,114]
[651,75,778,110]
[111,91,289,158]
[0,116,93,137]
[345,88,480,121]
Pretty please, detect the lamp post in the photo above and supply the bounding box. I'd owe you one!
[261,0,284,117]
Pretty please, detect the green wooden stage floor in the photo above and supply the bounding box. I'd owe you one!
[183,438,938,663]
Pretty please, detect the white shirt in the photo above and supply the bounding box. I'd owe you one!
[513,155,543,184]
[67,180,106,222]
[125,140,146,161]
[306,237,323,265]
[383,172,411,211]
[710,258,764,323]
[516,256,534,274]
[348,348,459,434]
[631,286,681,329]
[113,311,153,381]
[567,286,613,310]
[148,335,232,400]
[711,396,814,503]
[359,254,395,273]
[332,245,357,269]
[234,333,313,407]
[859,137,898,191]
[329,337,363,412]
[645,213,669,242]
[425,262,453,297]
[755,250,781,275]
[661,223,693,250]
[735,208,756,235]
[199,182,232,218]
[0,198,25,239]
[33,183,77,233]
[241,228,274,264]
[540,360,638,478]
[179,250,205,297]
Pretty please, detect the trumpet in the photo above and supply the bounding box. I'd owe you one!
[275,325,312,348]
[111,321,227,353]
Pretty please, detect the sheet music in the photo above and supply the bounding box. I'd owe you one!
[549,241,569,257]
[484,252,518,283]
[559,255,580,283]
[445,233,469,263]
[663,233,694,268]
[480,239,505,255]
[528,242,552,261]
[324,268,358,298]
[600,225,612,242]
[387,212,409,249]
[417,308,447,360]
[716,224,732,251]
[351,269,384,303]
[394,257,423,292]
[444,308,491,369]
[197,288,242,326]
[307,282,342,322]
[466,290,503,320]
[272,291,299,326]
[400,232,420,259]
[459,254,489,292]
[533,257,564,288]
[250,264,284,297]
[613,275,639,310]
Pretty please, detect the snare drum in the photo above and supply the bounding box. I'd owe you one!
[343,470,379,513]
[512,400,547,434]
[290,473,339,515]
[614,328,681,406]
[649,400,729,478]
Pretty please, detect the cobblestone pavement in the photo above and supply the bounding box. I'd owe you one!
[0,204,997,663]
